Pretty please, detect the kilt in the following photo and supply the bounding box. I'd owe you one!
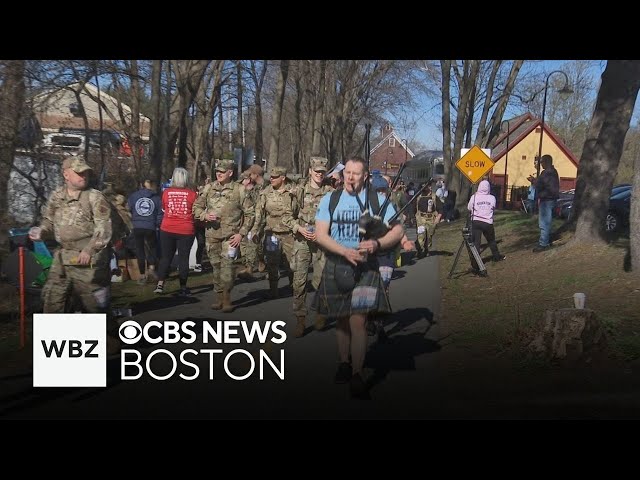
[312,254,392,318]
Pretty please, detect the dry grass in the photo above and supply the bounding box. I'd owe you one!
[436,210,640,364]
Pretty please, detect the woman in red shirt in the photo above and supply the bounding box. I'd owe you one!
[154,167,197,297]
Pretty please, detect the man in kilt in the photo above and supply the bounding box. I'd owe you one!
[313,156,404,399]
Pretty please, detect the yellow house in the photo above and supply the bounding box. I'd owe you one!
[490,113,579,206]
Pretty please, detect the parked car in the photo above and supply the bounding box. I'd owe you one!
[556,184,632,222]
[605,189,631,232]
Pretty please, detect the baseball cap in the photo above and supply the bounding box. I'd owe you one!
[62,157,93,173]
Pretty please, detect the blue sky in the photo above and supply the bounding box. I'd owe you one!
[404,60,609,150]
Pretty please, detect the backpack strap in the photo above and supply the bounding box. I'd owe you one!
[328,189,342,230]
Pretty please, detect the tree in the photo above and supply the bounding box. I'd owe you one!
[268,60,289,169]
[571,60,640,246]
[0,60,26,244]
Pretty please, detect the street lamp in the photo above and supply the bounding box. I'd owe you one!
[500,119,510,208]
[534,70,573,194]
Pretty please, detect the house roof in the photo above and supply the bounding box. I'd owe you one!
[491,113,579,167]
[33,83,150,124]
[370,130,415,158]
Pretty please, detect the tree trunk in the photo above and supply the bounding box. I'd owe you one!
[630,154,640,271]
[573,60,640,243]
[149,60,164,185]
[268,60,289,169]
[249,60,268,167]
[0,60,25,242]
[311,60,326,156]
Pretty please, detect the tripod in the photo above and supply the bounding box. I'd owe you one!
[448,184,487,278]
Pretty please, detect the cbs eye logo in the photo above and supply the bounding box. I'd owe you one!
[119,320,142,345]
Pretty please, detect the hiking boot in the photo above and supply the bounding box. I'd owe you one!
[237,265,254,281]
[349,373,369,400]
[314,314,326,331]
[221,289,234,313]
[334,362,352,384]
[211,291,223,310]
[294,316,305,338]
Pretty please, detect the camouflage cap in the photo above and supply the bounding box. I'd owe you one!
[310,156,329,172]
[62,157,93,173]
[269,166,287,177]
[240,169,252,179]
[215,159,235,172]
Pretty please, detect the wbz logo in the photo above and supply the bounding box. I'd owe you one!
[33,314,106,387]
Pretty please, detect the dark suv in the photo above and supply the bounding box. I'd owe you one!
[606,188,631,232]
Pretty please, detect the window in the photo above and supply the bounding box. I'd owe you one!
[389,137,395,147]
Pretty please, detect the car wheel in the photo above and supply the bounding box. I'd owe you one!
[605,212,619,232]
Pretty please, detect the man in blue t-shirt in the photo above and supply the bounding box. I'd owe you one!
[314,156,404,399]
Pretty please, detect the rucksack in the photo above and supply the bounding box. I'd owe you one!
[328,188,386,229]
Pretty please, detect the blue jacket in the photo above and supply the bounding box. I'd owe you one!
[128,188,162,230]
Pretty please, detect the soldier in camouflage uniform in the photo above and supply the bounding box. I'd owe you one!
[237,169,259,280]
[415,182,442,258]
[291,157,333,336]
[249,165,297,302]
[247,164,267,273]
[28,157,119,353]
[192,159,255,313]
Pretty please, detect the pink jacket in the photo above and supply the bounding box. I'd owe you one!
[467,180,496,224]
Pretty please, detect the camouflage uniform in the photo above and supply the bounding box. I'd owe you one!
[238,172,259,275]
[192,159,255,312]
[291,158,333,333]
[250,166,297,300]
[36,158,118,349]
[415,188,438,256]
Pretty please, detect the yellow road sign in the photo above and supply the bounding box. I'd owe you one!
[455,145,495,184]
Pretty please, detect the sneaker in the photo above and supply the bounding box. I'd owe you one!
[493,255,506,262]
[334,362,352,384]
[153,283,164,294]
[177,287,192,297]
[192,264,203,273]
[349,373,369,400]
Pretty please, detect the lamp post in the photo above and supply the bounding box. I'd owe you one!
[501,120,510,208]
[534,70,573,196]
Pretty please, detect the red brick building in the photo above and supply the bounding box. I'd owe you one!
[369,123,414,176]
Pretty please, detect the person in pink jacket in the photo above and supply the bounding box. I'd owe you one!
[467,180,505,268]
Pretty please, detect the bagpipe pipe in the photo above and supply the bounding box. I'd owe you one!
[358,162,432,240]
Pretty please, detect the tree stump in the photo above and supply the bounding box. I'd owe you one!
[528,309,607,361]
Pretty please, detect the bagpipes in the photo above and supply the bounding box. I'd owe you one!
[357,159,432,240]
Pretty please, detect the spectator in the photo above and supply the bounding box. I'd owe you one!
[128,179,162,284]
[467,179,506,269]
[153,167,197,297]
[530,154,559,252]
[314,156,404,399]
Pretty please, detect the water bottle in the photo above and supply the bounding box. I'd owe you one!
[227,244,238,259]
[307,225,315,233]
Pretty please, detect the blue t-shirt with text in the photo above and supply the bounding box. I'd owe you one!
[315,189,397,249]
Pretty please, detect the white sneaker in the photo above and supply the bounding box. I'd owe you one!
[192,264,203,273]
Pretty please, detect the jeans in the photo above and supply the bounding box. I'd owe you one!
[538,200,556,247]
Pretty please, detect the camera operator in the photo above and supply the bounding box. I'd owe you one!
[467,179,506,270]
[313,156,404,399]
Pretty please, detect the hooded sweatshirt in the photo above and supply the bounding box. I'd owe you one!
[128,188,163,230]
[467,180,495,224]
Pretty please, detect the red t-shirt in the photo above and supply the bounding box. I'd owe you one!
[160,187,197,235]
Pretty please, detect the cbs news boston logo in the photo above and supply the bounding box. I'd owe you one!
[33,313,107,387]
